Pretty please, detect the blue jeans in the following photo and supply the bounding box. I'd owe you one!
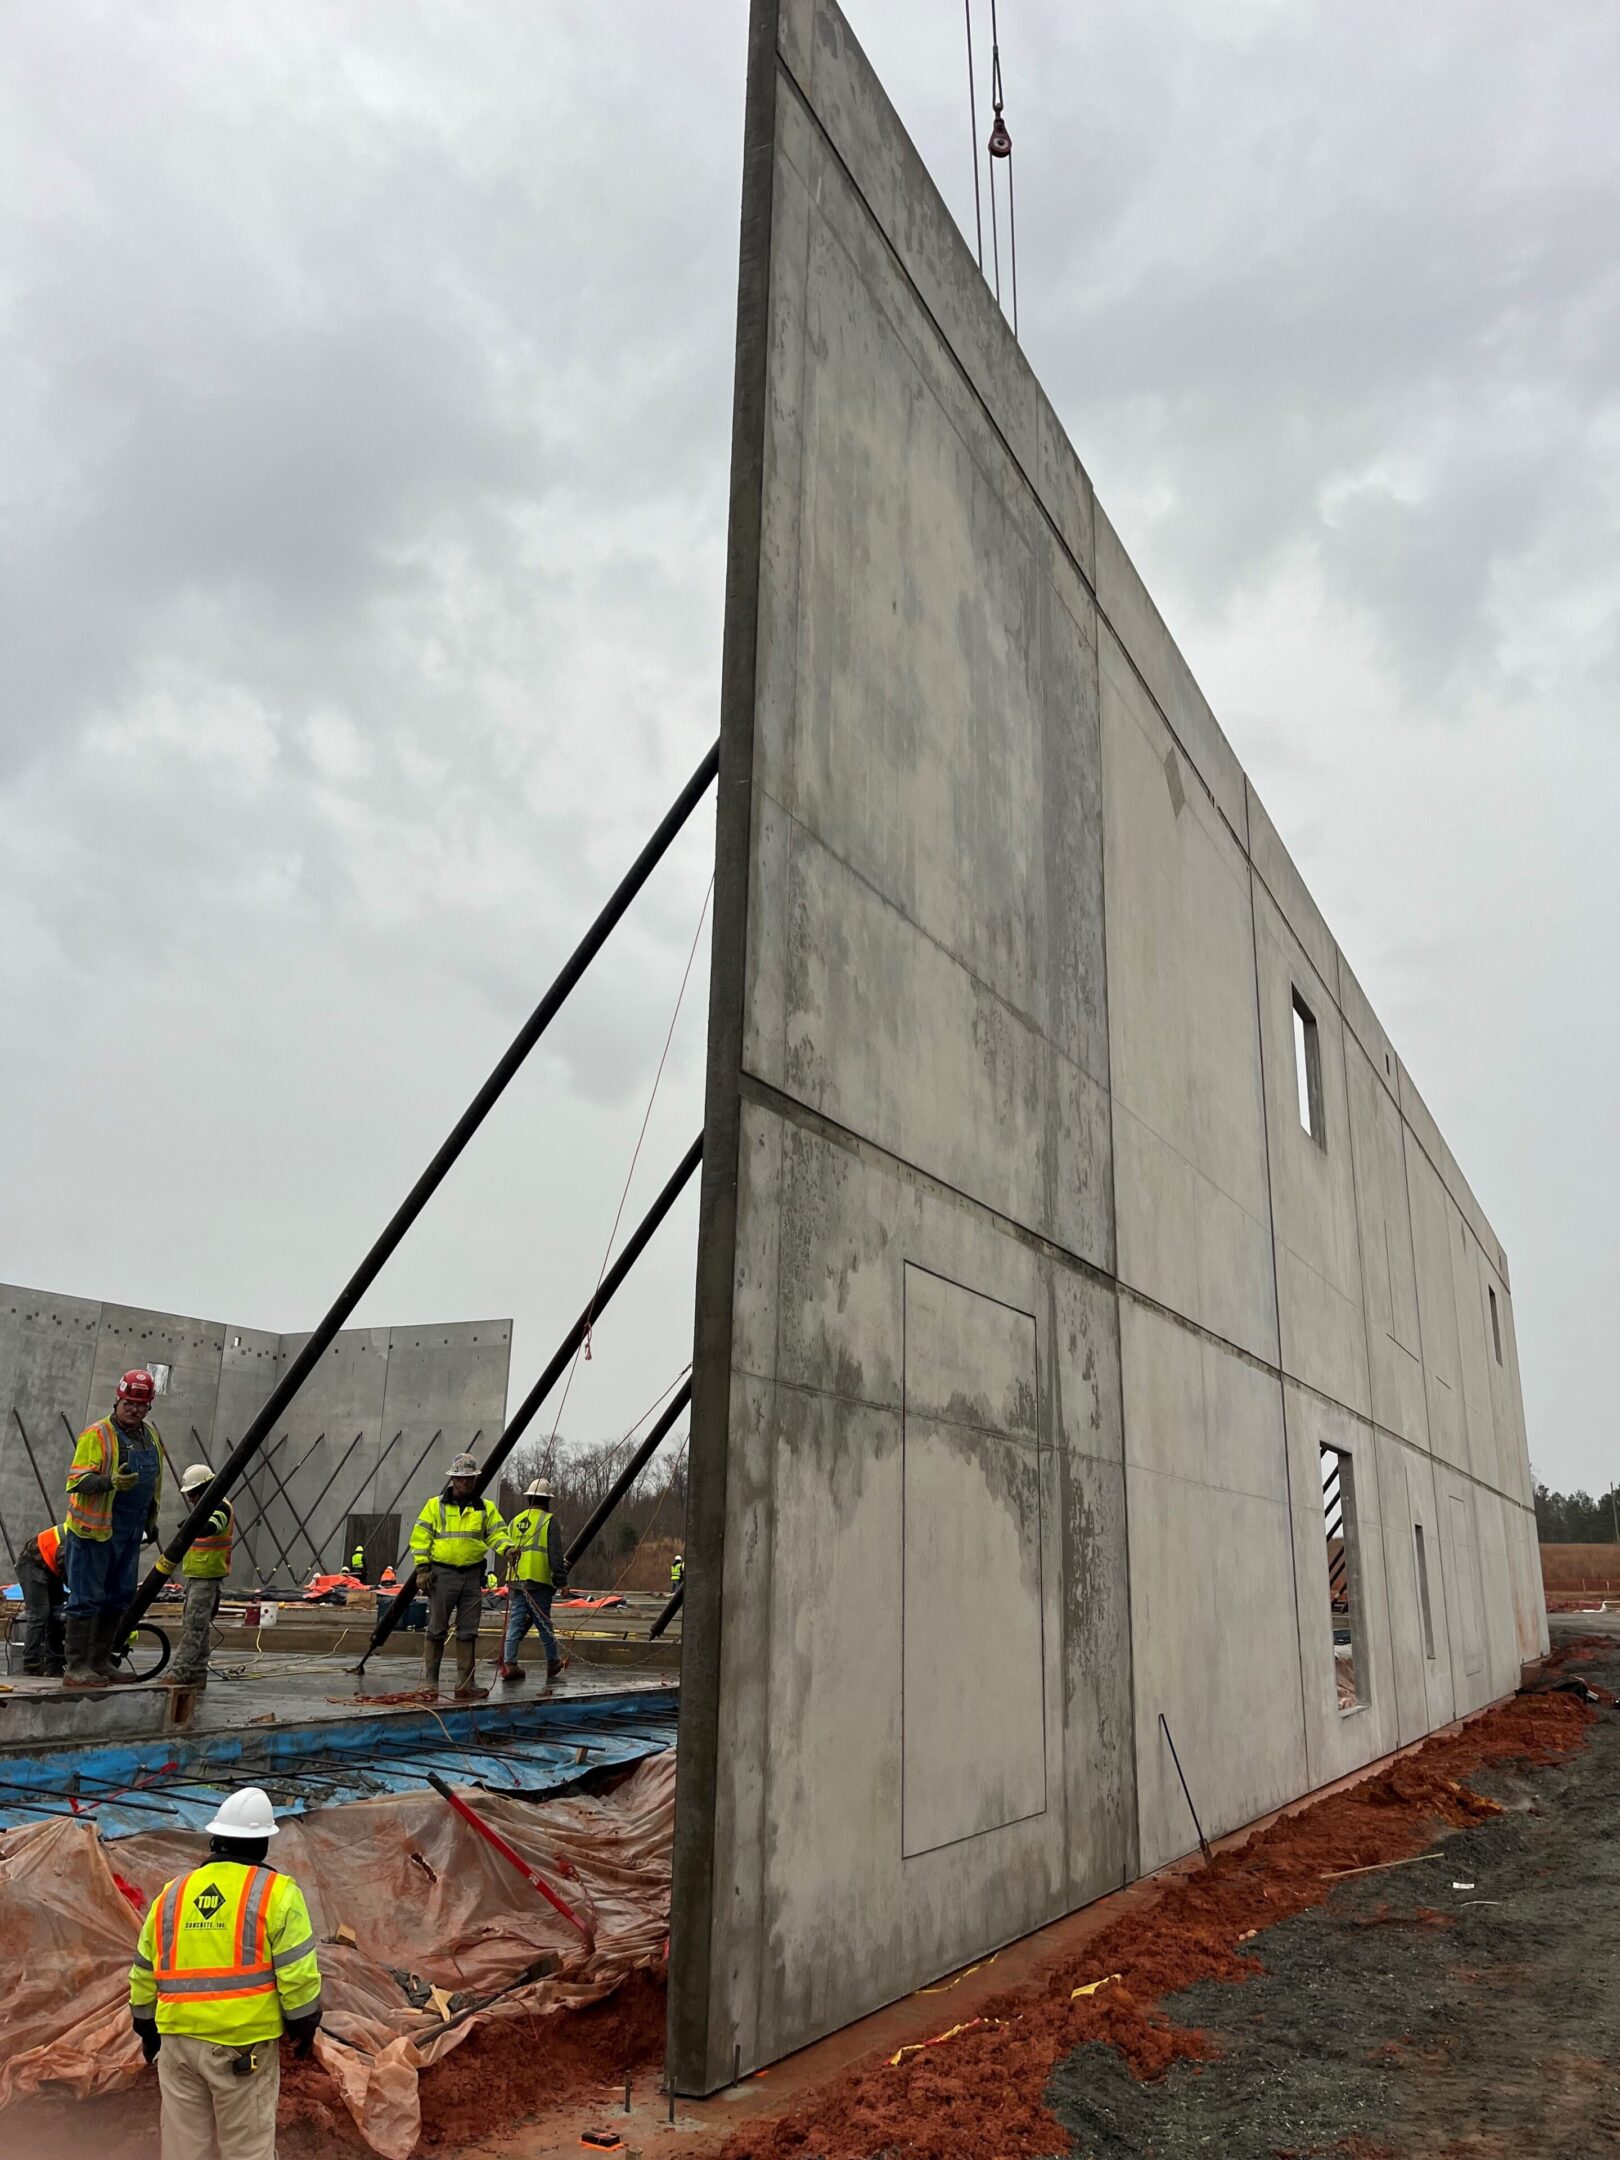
[502,1581,558,1670]
[64,1523,144,1621]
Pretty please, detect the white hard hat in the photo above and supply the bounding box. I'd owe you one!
[525,1479,552,1499]
[449,1452,479,1477]
[180,1463,214,1493]
[204,1786,279,1838]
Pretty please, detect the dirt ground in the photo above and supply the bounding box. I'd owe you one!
[7,1637,1616,2160]
[1049,1664,1620,2156]
[715,1645,1616,2160]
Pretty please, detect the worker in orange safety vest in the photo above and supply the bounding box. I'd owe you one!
[14,1522,67,1676]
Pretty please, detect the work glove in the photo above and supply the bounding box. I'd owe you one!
[112,1466,140,1492]
[134,2018,161,2065]
[75,1472,114,1499]
[416,1567,436,1596]
[284,2010,321,2060]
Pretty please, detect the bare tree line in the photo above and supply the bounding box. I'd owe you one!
[495,1426,688,1593]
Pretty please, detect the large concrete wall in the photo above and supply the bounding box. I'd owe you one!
[0,1283,511,1587]
[670,0,1545,2094]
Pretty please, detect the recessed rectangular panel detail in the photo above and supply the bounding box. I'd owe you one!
[902,1265,1045,1857]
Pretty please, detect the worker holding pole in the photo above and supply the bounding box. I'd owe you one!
[495,1478,568,1686]
[410,1453,505,1696]
[62,1369,163,1689]
[165,1464,234,1692]
[130,1785,322,2160]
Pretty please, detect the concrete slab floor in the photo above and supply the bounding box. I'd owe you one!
[0,1649,675,1756]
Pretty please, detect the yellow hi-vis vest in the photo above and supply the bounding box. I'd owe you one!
[130,1860,322,2045]
[503,1507,556,1585]
[410,1494,504,1570]
[66,1418,164,1541]
[182,1500,235,1581]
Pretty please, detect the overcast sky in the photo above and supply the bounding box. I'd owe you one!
[2,3,1614,1495]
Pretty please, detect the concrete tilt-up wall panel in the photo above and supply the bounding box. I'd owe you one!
[671,0,1544,2096]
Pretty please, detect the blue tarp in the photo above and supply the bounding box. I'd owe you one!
[0,1690,678,1839]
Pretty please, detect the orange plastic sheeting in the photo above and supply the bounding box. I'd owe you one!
[0,1751,674,2160]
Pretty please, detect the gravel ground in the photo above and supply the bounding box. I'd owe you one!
[1047,1645,1620,2160]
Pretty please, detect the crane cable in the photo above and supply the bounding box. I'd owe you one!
[987,0,1019,338]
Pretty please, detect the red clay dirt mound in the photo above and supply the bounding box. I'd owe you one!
[720,1689,1594,2160]
[277,1974,671,2156]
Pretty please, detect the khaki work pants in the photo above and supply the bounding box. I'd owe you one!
[157,2030,280,2160]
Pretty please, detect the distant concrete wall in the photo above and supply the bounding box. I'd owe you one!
[0,1283,511,1587]
[671,0,1545,2094]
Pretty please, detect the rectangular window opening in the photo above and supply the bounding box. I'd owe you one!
[1320,1444,1365,1711]
[1413,1523,1435,1662]
[148,1362,172,1395]
[1292,989,1325,1146]
[1488,1285,1502,1364]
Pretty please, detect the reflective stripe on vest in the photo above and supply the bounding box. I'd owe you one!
[509,1508,554,1585]
[416,1498,499,1566]
[65,1421,119,1538]
[192,1502,235,1558]
[37,1524,64,1576]
[153,1865,277,2006]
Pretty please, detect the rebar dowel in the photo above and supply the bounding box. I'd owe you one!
[649,1584,683,1640]
[114,741,719,1637]
[564,1381,692,1572]
[357,1133,703,1670]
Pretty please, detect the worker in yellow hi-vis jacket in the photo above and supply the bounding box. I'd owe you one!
[130,1785,322,2160]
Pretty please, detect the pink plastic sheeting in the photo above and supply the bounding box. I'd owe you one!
[0,1751,674,2159]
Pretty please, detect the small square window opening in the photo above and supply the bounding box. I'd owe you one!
[1292,990,1325,1146]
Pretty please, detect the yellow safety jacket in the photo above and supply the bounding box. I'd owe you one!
[66,1418,163,1542]
[183,1500,235,1581]
[411,1494,505,1570]
[130,1860,322,2045]
[501,1507,559,1586]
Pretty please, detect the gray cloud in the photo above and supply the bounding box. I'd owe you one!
[2,1,1615,1491]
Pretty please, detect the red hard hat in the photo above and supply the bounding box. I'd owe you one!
[117,1369,157,1404]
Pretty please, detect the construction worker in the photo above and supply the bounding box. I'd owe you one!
[349,1540,365,1579]
[167,1465,233,1691]
[671,1552,685,1591]
[410,1452,504,1696]
[62,1368,163,1688]
[14,1521,68,1676]
[495,1478,568,1686]
[130,1784,321,2160]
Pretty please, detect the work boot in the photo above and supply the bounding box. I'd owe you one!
[60,1615,106,1690]
[497,1661,525,1684]
[453,1639,480,1697]
[422,1638,445,1696]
